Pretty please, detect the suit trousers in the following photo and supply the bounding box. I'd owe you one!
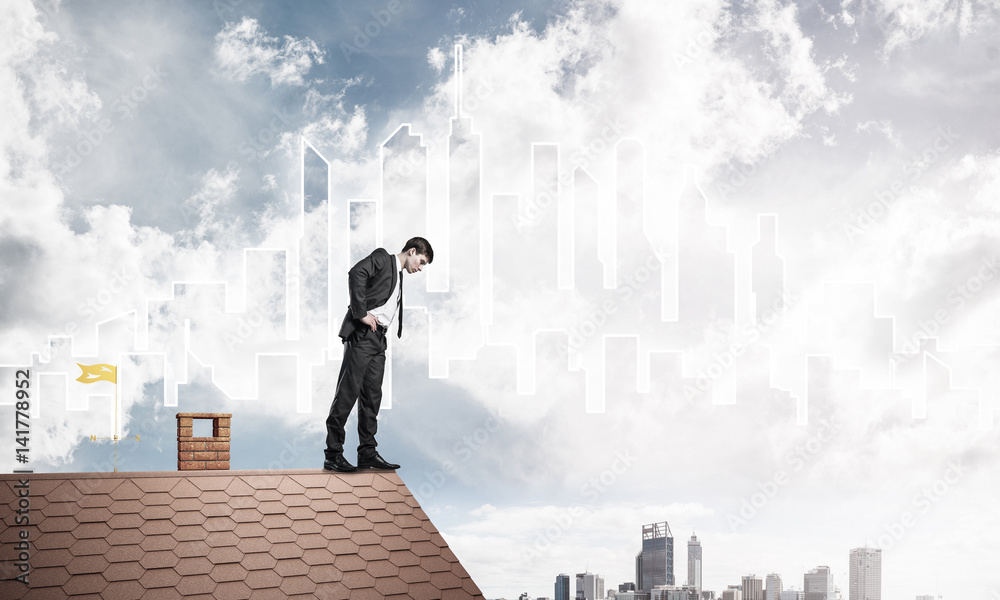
[324,327,387,460]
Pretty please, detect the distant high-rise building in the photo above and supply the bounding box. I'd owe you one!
[723,585,743,600]
[780,589,805,600]
[555,573,571,600]
[765,574,783,600]
[647,584,701,600]
[576,572,605,600]
[742,575,763,600]
[804,567,835,600]
[636,522,674,591]
[687,534,702,591]
[615,593,649,600]
[849,548,882,600]
[621,583,637,592]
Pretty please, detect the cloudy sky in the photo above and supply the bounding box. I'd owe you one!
[2,0,1000,597]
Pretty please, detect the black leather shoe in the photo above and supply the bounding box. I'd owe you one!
[357,453,400,470]
[323,455,358,472]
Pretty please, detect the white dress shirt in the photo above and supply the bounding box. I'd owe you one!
[368,253,401,329]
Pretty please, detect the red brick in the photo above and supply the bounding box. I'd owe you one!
[176,412,232,418]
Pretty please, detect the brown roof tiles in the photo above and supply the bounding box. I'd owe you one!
[0,470,484,600]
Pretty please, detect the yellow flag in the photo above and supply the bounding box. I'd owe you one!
[76,363,117,384]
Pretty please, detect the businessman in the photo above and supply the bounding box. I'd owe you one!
[323,237,433,472]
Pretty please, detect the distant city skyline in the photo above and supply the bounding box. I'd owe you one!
[540,526,899,600]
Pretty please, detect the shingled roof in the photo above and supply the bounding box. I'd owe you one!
[0,470,485,600]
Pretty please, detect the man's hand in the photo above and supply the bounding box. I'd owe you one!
[360,313,378,331]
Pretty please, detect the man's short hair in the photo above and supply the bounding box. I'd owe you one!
[402,237,433,263]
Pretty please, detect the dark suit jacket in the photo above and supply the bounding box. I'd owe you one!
[338,248,399,341]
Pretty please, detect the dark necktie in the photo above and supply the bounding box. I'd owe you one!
[397,270,403,338]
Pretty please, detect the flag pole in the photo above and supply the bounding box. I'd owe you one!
[114,366,118,472]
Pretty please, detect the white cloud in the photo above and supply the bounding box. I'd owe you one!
[750,0,852,118]
[409,0,851,180]
[447,6,466,23]
[178,164,248,247]
[261,173,277,191]
[427,46,447,73]
[278,84,369,159]
[0,0,98,183]
[213,17,325,87]
[857,119,901,147]
[870,0,1000,56]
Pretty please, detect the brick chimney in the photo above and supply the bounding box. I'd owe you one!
[176,413,231,470]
